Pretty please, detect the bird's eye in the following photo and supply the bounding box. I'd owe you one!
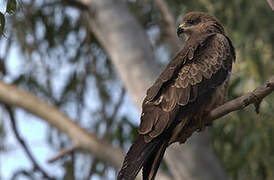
[186,19,195,25]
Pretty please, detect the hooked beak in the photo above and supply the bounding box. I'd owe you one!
[177,24,185,37]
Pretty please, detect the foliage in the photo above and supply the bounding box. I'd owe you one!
[0,0,273,179]
[0,12,5,35]
[0,0,17,36]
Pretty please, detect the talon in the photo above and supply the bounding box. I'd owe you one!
[206,122,213,127]
[251,93,262,114]
[243,99,249,107]
[266,82,274,88]
[197,117,205,132]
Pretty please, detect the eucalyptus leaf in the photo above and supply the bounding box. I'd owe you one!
[0,13,5,35]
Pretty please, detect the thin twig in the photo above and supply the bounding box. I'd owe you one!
[103,87,126,140]
[153,0,181,51]
[47,145,78,163]
[88,157,99,179]
[5,106,55,180]
[106,88,126,130]
[178,76,274,143]
[207,76,274,122]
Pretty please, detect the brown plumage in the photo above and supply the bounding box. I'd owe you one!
[118,12,235,180]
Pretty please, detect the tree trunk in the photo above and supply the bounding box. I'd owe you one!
[79,0,227,179]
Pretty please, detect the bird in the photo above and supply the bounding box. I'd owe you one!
[117,12,235,180]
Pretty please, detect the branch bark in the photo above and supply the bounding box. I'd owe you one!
[177,76,274,145]
[48,146,78,163]
[266,0,274,10]
[80,0,161,111]
[153,0,181,51]
[206,76,274,122]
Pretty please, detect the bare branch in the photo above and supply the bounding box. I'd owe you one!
[266,0,274,11]
[5,105,55,180]
[105,88,126,133]
[207,76,274,122]
[153,0,181,51]
[80,0,161,110]
[48,146,78,163]
[0,80,124,169]
[178,76,274,144]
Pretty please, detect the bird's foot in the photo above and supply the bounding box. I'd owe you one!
[197,117,206,132]
[251,92,262,114]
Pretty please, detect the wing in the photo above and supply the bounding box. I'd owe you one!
[139,33,235,142]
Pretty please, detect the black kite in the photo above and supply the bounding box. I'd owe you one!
[118,12,235,180]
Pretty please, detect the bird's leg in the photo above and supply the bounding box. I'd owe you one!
[196,115,206,132]
[196,108,214,132]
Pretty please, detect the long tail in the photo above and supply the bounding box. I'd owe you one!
[117,135,168,180]
[142,139,169,180]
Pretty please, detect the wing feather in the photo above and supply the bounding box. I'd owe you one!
[177,86,191,105]
[148,111,169,138]
[139,33,235,142]
[139,106,158,135]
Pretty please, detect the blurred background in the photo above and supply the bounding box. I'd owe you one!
[0,0,274,179]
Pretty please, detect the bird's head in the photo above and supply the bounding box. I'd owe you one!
[177,12,224,39]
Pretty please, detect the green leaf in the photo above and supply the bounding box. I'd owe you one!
[0,13,5,35]
[6,0,17,14]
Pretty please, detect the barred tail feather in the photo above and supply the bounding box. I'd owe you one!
[117,135,165,180]
[143,140,168,180]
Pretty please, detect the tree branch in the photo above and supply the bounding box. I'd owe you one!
[104,87,126,138]
[48,145,78,163]
[79,0,161,110]
[207,76,274,122]
[0,80,124,169]
[5,105,55,180]
[178,76,274,144]
[153,0,181,51]
[107,88,126,127]
[266,0,274,11]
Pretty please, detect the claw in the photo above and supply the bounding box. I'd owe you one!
[251,93,262,114]
[197,116,205,132]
